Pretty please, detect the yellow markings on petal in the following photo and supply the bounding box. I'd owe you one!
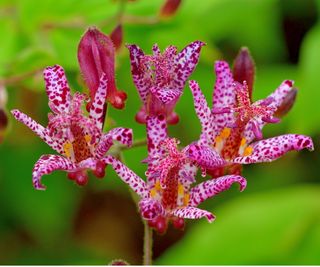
[85,134,91,144]
[178,183,184,196]
[240,137,246,147]
[150,180,162,199]
[220,127,231,139]
[214,128,231,153]
[150,188,157,198]
[63,141,73,159]
[155,180,161,191]
[244,146,253,156]
[214,136,222,145]
[183,193,190,206]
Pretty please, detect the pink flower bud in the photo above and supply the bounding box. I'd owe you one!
[274,87,297,118]
[233,47,255,101]
[160,0,182,18]
[110,24,123,52]
[78,27,127,109]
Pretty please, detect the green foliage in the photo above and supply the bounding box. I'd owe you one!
[157,185,320,265]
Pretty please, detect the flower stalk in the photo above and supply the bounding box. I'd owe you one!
[143,222,153,265]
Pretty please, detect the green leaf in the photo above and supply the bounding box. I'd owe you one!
[290,24,320,135]
[156,185,320,265]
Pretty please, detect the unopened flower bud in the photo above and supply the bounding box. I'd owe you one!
[274,87,297,118]
[93,160,107,178]
[110,24,123,52]
[172,217,185,230]
[160,0,182,18]
[78,27,127,109]
[233,47,255,101]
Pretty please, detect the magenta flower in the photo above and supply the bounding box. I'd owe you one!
[127,41,205,124]
[104,115,246,233]
[188,61,314,177]
[11,65,132,189]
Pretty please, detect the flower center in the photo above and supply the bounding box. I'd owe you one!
[233,81,274,127]
[148,138,190,211]
[63,124,94,163]
[141,45,177,88]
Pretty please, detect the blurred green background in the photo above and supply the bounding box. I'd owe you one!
[1,0,320,264]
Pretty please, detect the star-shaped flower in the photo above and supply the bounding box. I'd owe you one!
[127,41,205,124]
[11,65,132,189]
[104,115,246,233]
[188,61,314,177]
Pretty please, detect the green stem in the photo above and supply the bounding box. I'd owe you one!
[143,221,153,265]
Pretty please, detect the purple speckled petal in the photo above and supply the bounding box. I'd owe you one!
[244,80,294,144]
[178,162,197,183]
[139,198,165,220]
[151,87,181,104]
[173,40,205,90]
[89,73,108,130]
[32,154,77,190]
[103,156,149,198]
[212,61,236,134]
[43,65,71,114]
[146,115,168,159]
[213,61,236,108]
[11,109,63,154]
[126,44,150,105]
[186,143,225,170]
[95,128,133,158]
[170,206,215,222]
[233,134,314,164]
[266,80,294,111]
[189,80,214,145]
[190,175,247,206]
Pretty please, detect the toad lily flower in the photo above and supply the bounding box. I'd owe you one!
[11,65,132,189]
[127,41,205,124]
[188,61,314,177]
[104,115,246,233]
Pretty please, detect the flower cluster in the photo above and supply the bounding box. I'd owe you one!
[12,65,132,189]
[11,28,314,233]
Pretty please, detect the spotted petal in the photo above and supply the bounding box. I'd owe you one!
[170,206,215,222]
[233,134,314,164]
[11,109,63,154]
[43,65,71,114]
[186,143,225,170]
[146,115,168,159]
[89,73,108,130]
[266,80,294,111]
[179,162,197,183]
[126,44,150,104]
[95,128,133,158]
[151,87,181,104]
[190,175,247,206]
[173,40,205,89]
[212,61,236,133]
[33,155,77,190]
[103,156,148,198]
[189,80,214,145]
